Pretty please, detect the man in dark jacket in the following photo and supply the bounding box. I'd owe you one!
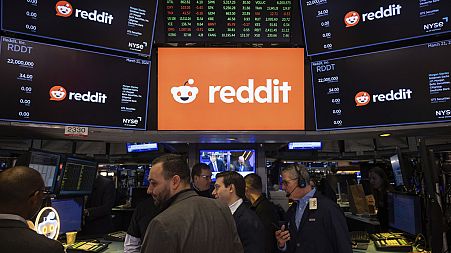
[275,164,352,253]
[191,163,214,198]
[245,173,280,253]
[83,175,116,236]
[0,166,65,253]
[213,171,265,253]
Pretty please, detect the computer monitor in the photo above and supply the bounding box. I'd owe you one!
[16,151,60,193]
[199,149,256,181]
[50,197,83,235]
[390,154,404,187]
[58,157,98,196]
[387,192,422,235]
[288,142,322,150]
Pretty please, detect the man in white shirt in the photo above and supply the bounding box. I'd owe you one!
[213,171,265,253]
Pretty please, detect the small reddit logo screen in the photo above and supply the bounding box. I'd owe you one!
[49,86,67,101]
[158,48,305,130]
[55,1,73,17]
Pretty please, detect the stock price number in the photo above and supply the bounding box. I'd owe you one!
[331,98,341,104]
[317,9,328,16]
[19,99,31,106]
[26,11,38,18]
[25,24,37,32]
[323,43,332,49]
[333,120,343,126]
[21,86,32,93]
[26,0,38,5]
[328,87,339,94]
[332,109,341,115]
[18,111,30,118]
[318,76,338,83]
[19,73,33,81]
[320,20,330,27]
[7,59,35,67]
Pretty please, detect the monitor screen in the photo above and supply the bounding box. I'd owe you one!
[50,197,83,234]
[199,149,256,180]
[388,193,422,235]
[158,48,305,130]
[288,142,322,150]
[299,0,451,56]
[17,151,60,193]
[163,0,292,43]
[0,36,150,130]
[58,157,97,196]
[311,39,451,130]
[127,143,158,153]
[390,154,404,187]
[1,0,158,56]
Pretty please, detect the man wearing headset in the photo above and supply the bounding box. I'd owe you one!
[275,164,352,253]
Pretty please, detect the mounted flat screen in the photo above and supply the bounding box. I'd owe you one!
[164,0,292,43]
[0,36,150,130]
[1,0,158,56]
[288,142,322,150]
[126,142,158,153]
[312,39,451,130]
[199,149,256,181]
[300,0,450,56]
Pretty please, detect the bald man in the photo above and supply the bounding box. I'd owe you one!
[0,166,65,253]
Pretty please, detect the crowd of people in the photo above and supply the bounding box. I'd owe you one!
[1,154,358,253]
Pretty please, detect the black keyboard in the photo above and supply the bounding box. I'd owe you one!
[350,231,370,243]
[373,238,413,252]
[104,231,127,242]
[66,241,109,253]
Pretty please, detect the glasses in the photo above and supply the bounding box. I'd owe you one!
[199,175,212,179]
[281,178,298,186]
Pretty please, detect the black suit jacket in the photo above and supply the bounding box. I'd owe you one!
[0,219,65,253]
[250,196,280,253]
[209,159,226,172]
[83,175,116,236]
[233,202,266,253]
[282,191,352,253]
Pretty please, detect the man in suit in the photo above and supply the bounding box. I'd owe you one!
[245,173,280,253]
[0,166,65,253]
[213,171,265,253]
[233,156,253,172]
[275,164,352,253]
[191,163,214,198]
[208,153,226,172]
[141,154,243,253]
[82,174,116,236]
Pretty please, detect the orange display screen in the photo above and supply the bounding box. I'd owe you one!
[158,48,304,130]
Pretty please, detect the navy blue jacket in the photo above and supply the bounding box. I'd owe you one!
[233,202,266,253]
[283,191,352,253]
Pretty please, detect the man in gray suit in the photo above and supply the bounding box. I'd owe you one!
[141,154,243,253]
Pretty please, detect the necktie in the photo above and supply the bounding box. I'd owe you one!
[213,162,218,172]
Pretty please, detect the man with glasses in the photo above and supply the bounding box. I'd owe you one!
[275,164,352,253]
[0,166,64,253]
[141,154,243,253]
[191,163,213,198]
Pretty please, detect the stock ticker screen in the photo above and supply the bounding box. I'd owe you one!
[300,0,451,56]
[164,0,293,43]
[0,36,151,130]
[312,39,451,130]
[1,0,158,55]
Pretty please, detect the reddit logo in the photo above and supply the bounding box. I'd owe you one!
[171,79,199,104]
[55,1,73,17]
[49,86,67,101]
[344,11,360,27]
[355,91,370,106]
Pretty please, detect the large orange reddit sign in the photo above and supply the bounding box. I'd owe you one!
[158,48,304,130]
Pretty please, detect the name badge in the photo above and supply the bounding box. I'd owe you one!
[309,198,317,210]
[309,218,316,222]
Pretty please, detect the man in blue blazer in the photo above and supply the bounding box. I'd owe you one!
[275,164,352,253]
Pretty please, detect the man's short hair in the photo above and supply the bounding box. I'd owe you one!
[0,166,44,208]
[191,163,211,181]
[244,173,262,193]
[281,163,310,183]
[216,171,245,199]
[152,154,190,183]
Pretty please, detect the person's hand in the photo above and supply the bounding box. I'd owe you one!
[83,209,89,217]
[275,225,291,248]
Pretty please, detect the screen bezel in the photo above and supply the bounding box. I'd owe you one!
[57,157,98,196]
[50,197,83,235]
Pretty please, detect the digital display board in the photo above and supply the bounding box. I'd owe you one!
[312,40,451,130]
[164,0,292,43]
[199,149,256,181]
[1,0,158,56]
[0,36,150,130]
[158,48,304,130]
[300,0,451,56]
[126,142,158,153]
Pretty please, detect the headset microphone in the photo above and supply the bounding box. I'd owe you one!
[286,185,298,198]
